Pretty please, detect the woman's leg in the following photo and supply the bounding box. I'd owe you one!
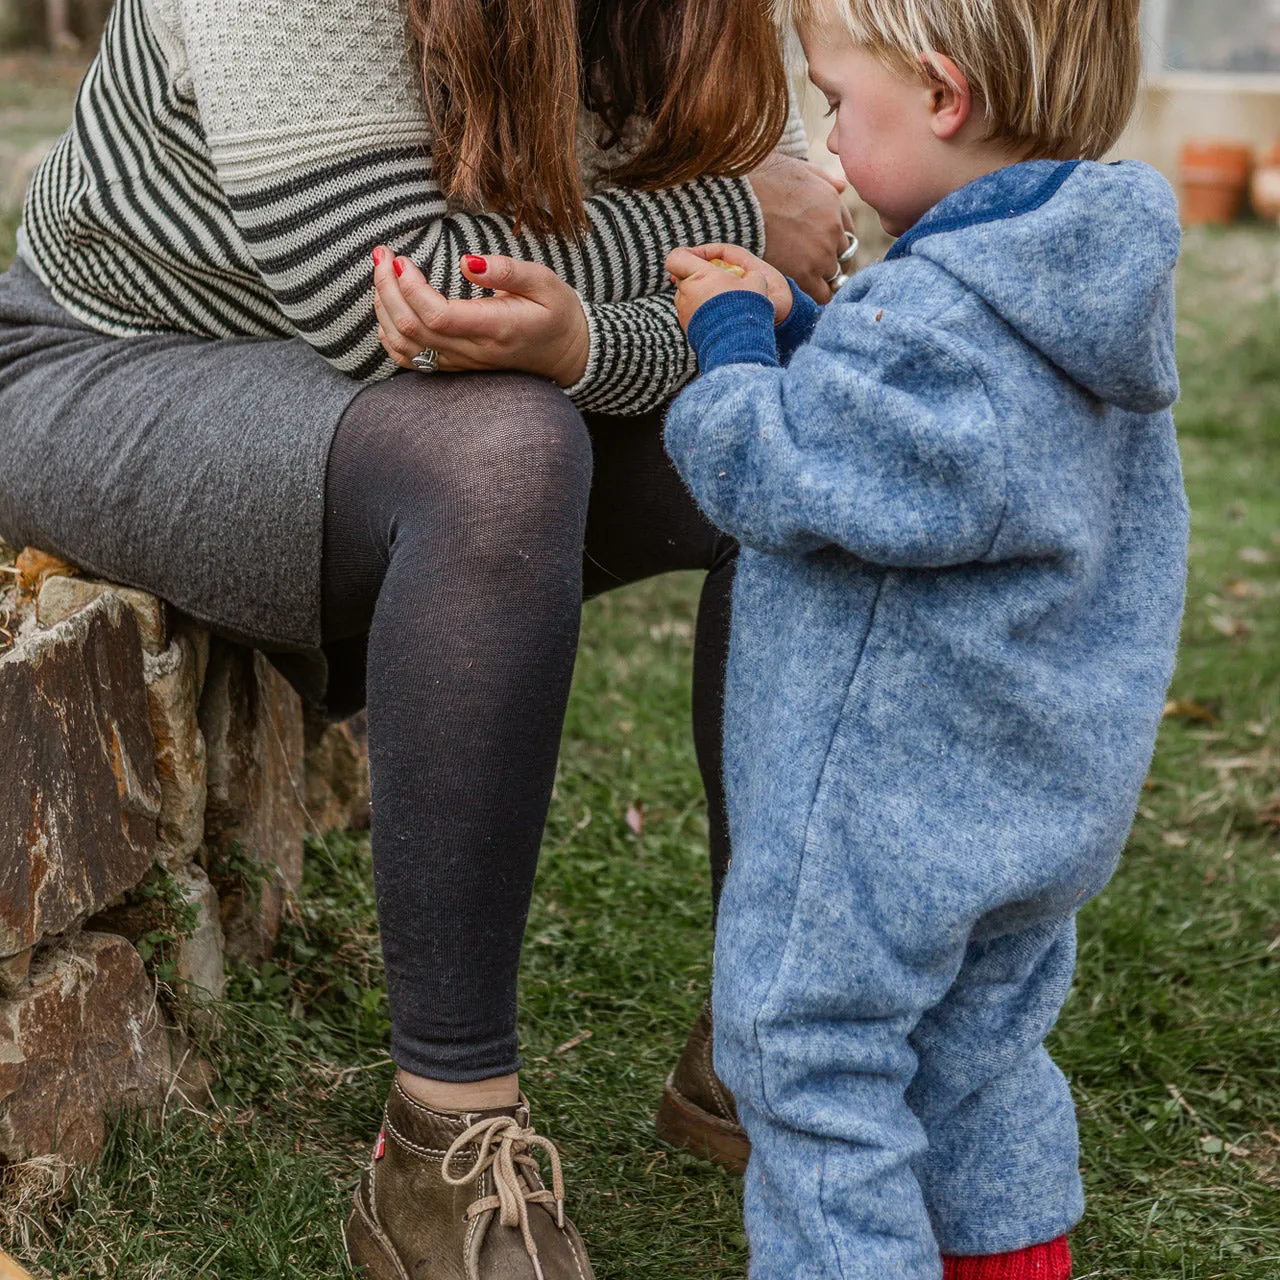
[578,407,738,909]
[323,371,592,1099]
[324,385,733,1110]
[331,383,733,1279]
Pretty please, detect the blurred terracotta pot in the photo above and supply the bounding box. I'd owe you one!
[1179,141,1252,225]
[1250,143,1280,220]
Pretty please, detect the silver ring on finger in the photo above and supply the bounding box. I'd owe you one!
[824,270,850,291]
[411,347,440,373]
[838,230,859,264]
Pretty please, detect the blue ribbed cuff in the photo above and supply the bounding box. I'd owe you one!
[774,279,822,365]
[687,290,780,372]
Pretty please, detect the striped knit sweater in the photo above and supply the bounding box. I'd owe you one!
[18,0,808,414]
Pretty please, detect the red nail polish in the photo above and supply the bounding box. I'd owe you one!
[465,254,487,274]
[393,258,404,278]
[372,247,384,266]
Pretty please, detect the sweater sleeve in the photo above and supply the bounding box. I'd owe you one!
[664,298,1005,563]
[157,0,766,394]
[773,280,822,364]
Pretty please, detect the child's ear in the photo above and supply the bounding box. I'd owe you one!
[921,52,971,141]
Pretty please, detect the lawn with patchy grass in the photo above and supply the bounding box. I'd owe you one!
[2,77,1279,1276]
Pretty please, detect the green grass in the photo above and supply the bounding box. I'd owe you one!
[1,207,19,271]
[2,199,1279,1277]
[0,53,89,157]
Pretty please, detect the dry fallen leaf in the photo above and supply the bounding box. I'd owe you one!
[1163,699,1222,725]
[1224,578,1261,599]
[1161,830,1190,847]
[15,547,78,600]
[1238,546,1272,565]
[1207,756,1265,772]
[625,803,644,837]
[555,1029,593,1055]
[1209,614,1250,638]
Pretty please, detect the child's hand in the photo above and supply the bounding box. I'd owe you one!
[665,244,792,333]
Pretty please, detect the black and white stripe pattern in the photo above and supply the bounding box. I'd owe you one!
[21,0,796,412]
[22,0,292,342]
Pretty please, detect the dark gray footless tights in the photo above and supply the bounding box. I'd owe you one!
[320,372,735,1081]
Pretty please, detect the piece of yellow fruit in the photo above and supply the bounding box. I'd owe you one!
[709,258,747,278]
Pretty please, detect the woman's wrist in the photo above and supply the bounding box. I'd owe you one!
[732,173,769,260]
[549,295,591,388]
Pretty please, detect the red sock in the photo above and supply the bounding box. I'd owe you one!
[941,1236,1071,1280]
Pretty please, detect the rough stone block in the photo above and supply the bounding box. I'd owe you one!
[171,863,225,1003]
[0,949,31,998]
[37,576,169,655]
[144,631,208,869]
[0,595,160,958]
[84,861,224,1005]
[304,710,371,833]
[0,933,172,1163]
[200,644,306,966]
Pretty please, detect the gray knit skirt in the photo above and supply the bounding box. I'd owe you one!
[0,258,364,654]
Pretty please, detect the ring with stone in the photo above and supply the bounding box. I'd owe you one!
[411,347,440,373]
[838,230,859,264]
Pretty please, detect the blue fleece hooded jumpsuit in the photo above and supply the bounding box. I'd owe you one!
[664,160,1188,1279]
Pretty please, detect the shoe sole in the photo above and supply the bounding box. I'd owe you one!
[344,1188,409,1280]
[654,1074,750,1175]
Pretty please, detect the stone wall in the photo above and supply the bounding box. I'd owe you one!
[0,540,369,1164]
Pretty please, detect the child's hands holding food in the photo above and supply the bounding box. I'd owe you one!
[665,244,793,334]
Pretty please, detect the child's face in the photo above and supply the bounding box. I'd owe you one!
[803,30,935,236]
[801,21,1006,238]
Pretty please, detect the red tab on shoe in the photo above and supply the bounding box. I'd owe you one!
[374,1131,387,1160]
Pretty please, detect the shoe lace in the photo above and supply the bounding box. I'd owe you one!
[441,1113,567,1280]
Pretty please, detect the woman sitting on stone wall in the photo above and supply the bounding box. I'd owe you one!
[0,0,850,1273]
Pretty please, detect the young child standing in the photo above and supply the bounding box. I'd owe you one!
[663,1,1187,1278]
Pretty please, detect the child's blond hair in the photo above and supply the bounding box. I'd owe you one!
[783,0,1141,162]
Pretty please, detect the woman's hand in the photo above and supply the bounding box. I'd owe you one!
[665,246,772,334]
[747,153,854,304]
[372,248,590,387]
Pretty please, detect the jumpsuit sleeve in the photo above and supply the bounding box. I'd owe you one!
[665,295,1006,564]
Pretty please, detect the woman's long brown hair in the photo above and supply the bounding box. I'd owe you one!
[409,0,790,235]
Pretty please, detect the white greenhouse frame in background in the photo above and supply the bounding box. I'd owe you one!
[1142,0,1280,92]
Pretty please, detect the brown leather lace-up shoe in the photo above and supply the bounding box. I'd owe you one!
[654,999,750,1175]
[345,1080,595,1280]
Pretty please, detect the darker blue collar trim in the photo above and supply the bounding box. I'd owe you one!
[885,159,1082,260]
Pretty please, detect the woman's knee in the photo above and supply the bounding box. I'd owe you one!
[335,372,592,552]
[460,373,593,511]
